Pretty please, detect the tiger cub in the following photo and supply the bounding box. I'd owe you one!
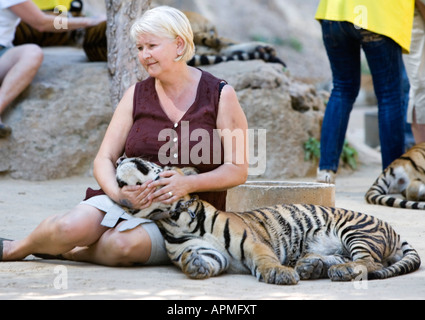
[184,11,286,67]
[116,158,421,285]
[365,142,425,209]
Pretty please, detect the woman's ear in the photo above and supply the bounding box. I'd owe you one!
[175,36,185,56]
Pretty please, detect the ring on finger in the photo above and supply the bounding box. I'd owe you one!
[168,191,173,198]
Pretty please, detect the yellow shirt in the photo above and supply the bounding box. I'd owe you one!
[315,0,415,53]
[32,0,73,10]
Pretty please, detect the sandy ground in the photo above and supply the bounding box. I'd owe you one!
[1,164,425,300]
[1,108,425,300]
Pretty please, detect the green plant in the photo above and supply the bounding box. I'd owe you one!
[303,137,320,163]
[340,140,358,170]
[303,138,358,170]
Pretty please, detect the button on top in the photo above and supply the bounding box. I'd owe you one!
[174,123,178,128]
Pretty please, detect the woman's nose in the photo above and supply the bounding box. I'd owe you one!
[142,48,151,60]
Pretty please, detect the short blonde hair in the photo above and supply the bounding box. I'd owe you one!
[130,6,195,62]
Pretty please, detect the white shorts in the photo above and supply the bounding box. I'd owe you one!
[80,195,170,265]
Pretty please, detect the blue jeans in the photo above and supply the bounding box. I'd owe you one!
[319,20,405,172]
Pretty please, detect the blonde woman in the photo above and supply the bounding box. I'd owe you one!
[0,6,248,266]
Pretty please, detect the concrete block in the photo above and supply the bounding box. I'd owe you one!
[364,109,379,148]
[226,181,335,211]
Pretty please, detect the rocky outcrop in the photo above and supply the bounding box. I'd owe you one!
[0,48,325,181]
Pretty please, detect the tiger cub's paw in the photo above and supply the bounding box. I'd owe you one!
[181,251,214,280]
[295,256,327,280]
[256,265,300,285]
[328,262,363,281]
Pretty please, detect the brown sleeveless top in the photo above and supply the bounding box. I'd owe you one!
[85,69,227,210]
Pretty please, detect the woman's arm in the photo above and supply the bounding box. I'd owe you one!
[10,1,104,33]
[92,85,155,209]
[189,84,249,191]
[149,84,249,203]
[93,85,134,201]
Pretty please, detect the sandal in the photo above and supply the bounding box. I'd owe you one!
[0,238,12,261]
[0,124,11,138]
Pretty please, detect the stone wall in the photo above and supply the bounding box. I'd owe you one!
[0,48,325,181]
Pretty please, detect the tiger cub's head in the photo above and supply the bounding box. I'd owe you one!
[115,158,198,219]
[116,157,163,188]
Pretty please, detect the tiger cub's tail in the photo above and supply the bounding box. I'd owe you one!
[188,50,286,67]
[365,172,425,210]
[368,241,421,280]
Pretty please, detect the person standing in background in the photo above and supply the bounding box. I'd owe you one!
[404,0,425,144]
[315,0,414,183]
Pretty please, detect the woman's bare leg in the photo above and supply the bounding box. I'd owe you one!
[64,221,152,267]
[2,204,108,261]
[3,205,153,267]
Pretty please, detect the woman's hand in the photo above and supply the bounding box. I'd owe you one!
[117,180,156,210]
[148,170,193,204]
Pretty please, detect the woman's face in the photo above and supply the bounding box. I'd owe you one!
[136,33,180,77]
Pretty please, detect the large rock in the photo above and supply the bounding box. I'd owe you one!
[0,48,325,181]
[0,47,113,180]
[202,61,325,179]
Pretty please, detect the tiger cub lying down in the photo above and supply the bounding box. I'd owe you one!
[116,158,421,285]
[184,11,286,67]
[365,142,425,209]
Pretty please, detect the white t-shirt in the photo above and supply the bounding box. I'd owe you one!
[0,0,27,47]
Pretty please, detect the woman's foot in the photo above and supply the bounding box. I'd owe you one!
[0,123,11,138]
[0,238,12,261]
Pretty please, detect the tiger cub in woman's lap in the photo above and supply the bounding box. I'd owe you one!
[116,158,421,285]
[366,142,425,209]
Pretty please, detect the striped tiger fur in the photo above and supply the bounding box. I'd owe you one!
[187,42,286,67]
[185,11,286,67]
[365,142,425,209]
[116,157,421,285]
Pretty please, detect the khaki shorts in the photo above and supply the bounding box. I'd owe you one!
[80,195,170,265]
[404,9,425,124]
[0,46,10,57]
